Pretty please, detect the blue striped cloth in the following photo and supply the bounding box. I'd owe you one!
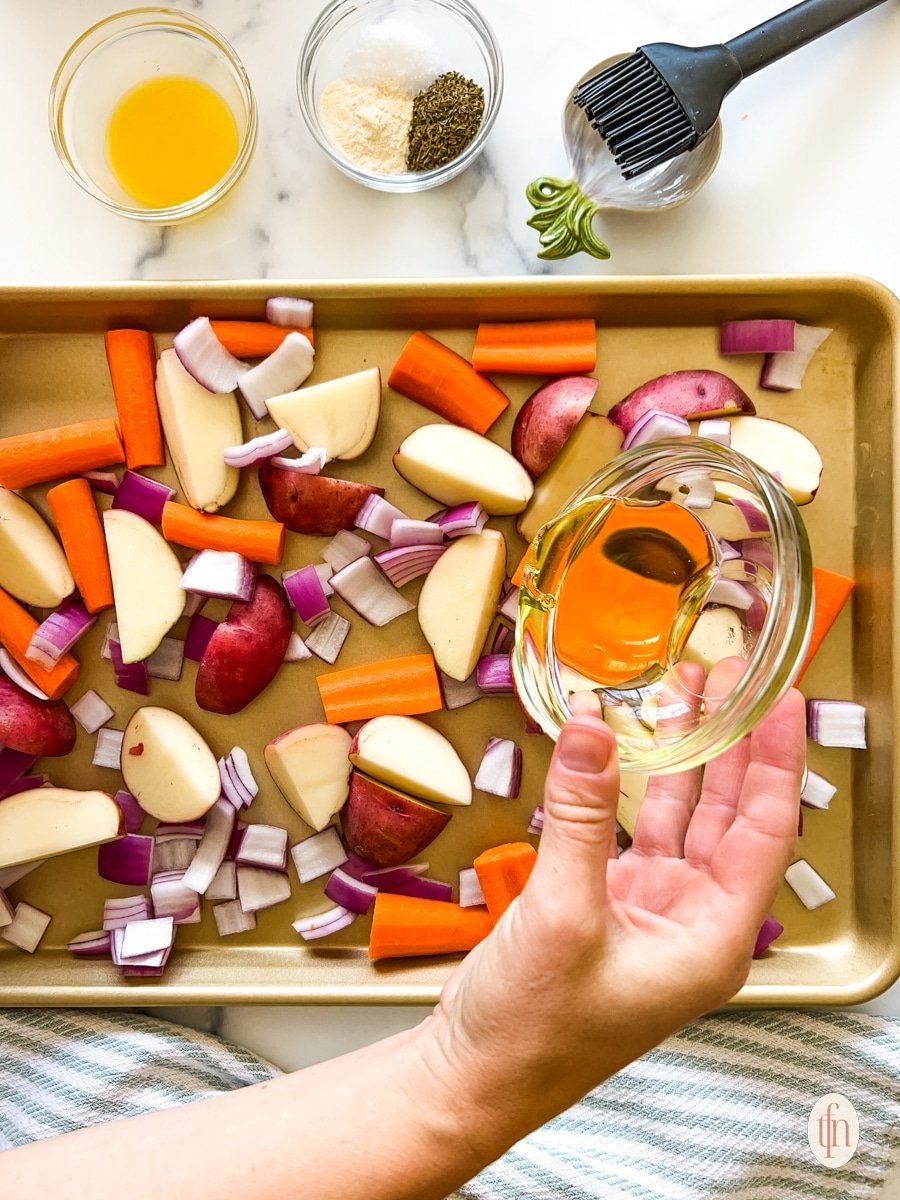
[1,1008,898,1197]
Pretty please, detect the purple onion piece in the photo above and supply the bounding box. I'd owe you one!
[111,471,175,524]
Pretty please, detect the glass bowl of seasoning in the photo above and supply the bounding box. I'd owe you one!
[297,0,502,191]
[514,439,814,774]
[49,8,257,222]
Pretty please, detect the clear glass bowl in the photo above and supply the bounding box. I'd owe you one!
[297,0,503,192]
[49,8,257,223]
[513,439,814,774]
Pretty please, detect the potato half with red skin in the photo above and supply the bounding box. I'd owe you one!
[511,375,597,479]
[341,772,451,867]
[607,370,755,433]
[258,464,384,537]
[195,576,292,715]
[0,673,76,757]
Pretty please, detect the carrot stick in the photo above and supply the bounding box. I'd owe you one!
[472,319,597,375]
[473,842,537,922]
[795,566,854,682]
[46,480,114,614]
[388,331,509,435]
[368,893,493,959]
[104,330,165,469]
[0,418,124,491]
[0,587,80,699]
[209,321,314,358]
[317,653,442,724]
[161,502,285,565]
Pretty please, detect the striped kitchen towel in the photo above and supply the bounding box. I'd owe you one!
[1,1008,898,1197]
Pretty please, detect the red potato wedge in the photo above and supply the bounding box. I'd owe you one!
[511,376,598,480]
[265,723,352,831]
[0,674,76,758]
[341,772,451,867]
[122,706,220,822]
[608,371,755,434]
[0,787,123,870]
[258,464,384,536]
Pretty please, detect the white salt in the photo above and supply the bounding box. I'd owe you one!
[343,17,444,94]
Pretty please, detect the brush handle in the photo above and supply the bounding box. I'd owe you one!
[726,0,890,76]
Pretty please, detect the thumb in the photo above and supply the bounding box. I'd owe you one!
[532,701,620,903]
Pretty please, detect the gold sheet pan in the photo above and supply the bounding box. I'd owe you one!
[0,276,897,1007]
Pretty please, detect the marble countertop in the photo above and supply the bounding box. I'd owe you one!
[6,0,900,1056]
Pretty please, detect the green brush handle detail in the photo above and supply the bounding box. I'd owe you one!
[525,177,610,261]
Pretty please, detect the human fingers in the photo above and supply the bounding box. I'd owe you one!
[631,662,704,859]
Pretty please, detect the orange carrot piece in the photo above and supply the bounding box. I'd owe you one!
[0,587,80,699]
[46,480,114,614]
[104,330,164,469]
[317,653,442,724]
[795,566,854,682]
[161,502,284,565]
[209,321,313,358]
[368,893,493,959]
[0,418,124,491]
[388,331,509,435]
[473,842,537,922]
[472,319,597,375]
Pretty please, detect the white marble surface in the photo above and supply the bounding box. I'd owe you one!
[6,0,900,1059]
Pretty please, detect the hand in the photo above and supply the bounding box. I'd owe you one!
[422,659,806,1141]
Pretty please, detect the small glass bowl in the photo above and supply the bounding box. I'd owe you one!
[297,0,503,192]
[513,440,814,774]
[49,8,257,223]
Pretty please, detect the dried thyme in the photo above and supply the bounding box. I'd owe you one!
[406,71,484,172]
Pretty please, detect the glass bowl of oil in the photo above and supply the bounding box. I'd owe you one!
[514,439,814,774]
[49,8,257,223]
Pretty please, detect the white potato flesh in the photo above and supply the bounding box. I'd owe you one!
[103,509,185,663]
[682,607,745,674]
[155,348,241,512]
[350,716,472,807]
[0,788,122,869]
[121,706,220,822]
[727,416,823,505]
[266,368,381,461]
[0,487,74,607]
[265,724,352,831]
[394,424,533,516]
[702,499,768,543]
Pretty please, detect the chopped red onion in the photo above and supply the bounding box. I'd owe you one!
[207,860,238,901]
[357,863,427,890]
[224,427,294,468]
[81,469,120,495]
[214,898,257,936]
[697,418,732,446]
[152,838,197,873]
[111,926,172,970]
[800,768,837,811]
[145,637,185,682]
[740,540,774,571]
[622,409,691,450]
[527,805,545,835]
[497,584,520,624]
[458,867,486,908]
[120,959,169,978]
[0,774,52,798]
[266,296,314,328]
[0,748,38,798]
[0,647,50,700]
[732,497,770,534]
[184,614,219,661]
[355,494,409,540]
[108,640,149,696]
[314,562,334,596]
[720,319,795,355]
[341,851,379,880]
[524,714,544,735]
[784,859,835,909]
[103,896,152,930]
[183,592,207,619]
[0,861,44,890]
[807,700,867,749]
[439,671,483,710]
[236,824,289,871]
[218,747,259,810]
[291,829,348,884]
[322,530,371,571]
[225,825,246,862]
[474,736,522,798]
[68,930,112,957]
[237,866,291,913]
[271,447,328,474]
[430,502,488,538]
[98,834,154,886]
[282,565,330,626]
[0,887,13,927]
[292,905,356,941]
[476,654,514,694]
[182,550,256,603]
[1,902,51,952]
[330,557,415,625]
[707,578,754,610]
[150,871,201,923]
[154,820,205,842]
[113,790,143,834]
[119,916,175,960]
[93,727,124,769]
[111,471,176,524]
[238,332,315,420]
[373,544,445,587]
[389,519,444,548]
[760,325,832,392]
[283,632,312,662]
[490,624,514,655]
[173,316,249,394]
[324,867,377,914]
[26,598,96,668]
[100,620,120,660]
[753,915,785,958]
[680,471,716,511]
[715,539,742,563]
[305,612,350,663]
[181,799,235,894]
[360,867,452,902]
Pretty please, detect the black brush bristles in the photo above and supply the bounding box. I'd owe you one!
[574,51,697,179]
